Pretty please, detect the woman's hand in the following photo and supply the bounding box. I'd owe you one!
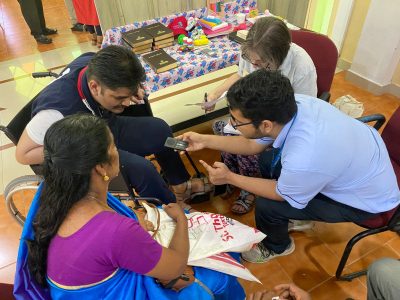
[143,220,155,231]
[162,203,186,222]
[200,91,218,112]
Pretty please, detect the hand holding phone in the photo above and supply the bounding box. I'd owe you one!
[164,137,189,151]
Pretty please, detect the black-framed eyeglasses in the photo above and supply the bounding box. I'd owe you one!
[229,113,254,130]
[241,52,271,70]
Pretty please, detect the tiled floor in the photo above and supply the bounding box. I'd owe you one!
[0,0,90,62]
[1,0,400,298]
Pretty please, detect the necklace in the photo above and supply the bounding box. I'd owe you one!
[85,194,112,211]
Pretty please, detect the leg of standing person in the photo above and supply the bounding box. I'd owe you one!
[85,25,97,45]
[34,0,57,36]
[367,258,400,300]
[17,0,55,44]
[17,0,46,41]
[64,0,84,31]
[95,25,103,48]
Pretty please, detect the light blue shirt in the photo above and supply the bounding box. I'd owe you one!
[257,94,400,213]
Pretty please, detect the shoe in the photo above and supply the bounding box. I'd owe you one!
[34,34,52,44]
[173,176,214,203]
[43,28,58,35]
[288,220,314,232]
[71,23,84,32]
[241,237,295,264]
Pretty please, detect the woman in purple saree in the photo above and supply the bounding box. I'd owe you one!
[13,114,245,300]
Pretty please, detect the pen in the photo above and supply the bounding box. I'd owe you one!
[204,92,208,114]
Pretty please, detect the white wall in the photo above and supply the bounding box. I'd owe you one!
[349,0,400,87]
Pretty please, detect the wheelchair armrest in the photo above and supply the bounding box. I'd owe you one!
[0,125,18,145]
[133,197,163,206]
[32,72,59,78]
[356,114,386,130]
[318,91,331,103]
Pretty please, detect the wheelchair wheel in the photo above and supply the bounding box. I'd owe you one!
[4,175,42,226]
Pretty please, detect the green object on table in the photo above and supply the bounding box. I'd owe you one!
[177,34,186,45]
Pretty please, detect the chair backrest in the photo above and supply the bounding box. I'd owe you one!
[0,283,14,300]
[381,106,400,183]
[1,98,35,145]
[291,30,338,99]
[360,106,400,229]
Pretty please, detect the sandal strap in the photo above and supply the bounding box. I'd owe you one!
[231,190,255,214]
[233,197,252,211]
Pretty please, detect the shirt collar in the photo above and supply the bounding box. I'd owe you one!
[278,43,293,72]
[272,114,296,149]
[80,70,105,117]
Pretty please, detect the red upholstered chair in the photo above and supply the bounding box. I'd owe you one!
[0,283,14,300]
[336,107,400,281]
[291,30,338,102]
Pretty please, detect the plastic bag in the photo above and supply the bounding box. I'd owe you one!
[332,95,364,118]
[143,203,266,262]
[190,253,261,283]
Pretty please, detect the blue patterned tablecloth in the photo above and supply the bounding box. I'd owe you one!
[102,0,257,93]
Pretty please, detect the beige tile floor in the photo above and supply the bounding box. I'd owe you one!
[0,0,400,298]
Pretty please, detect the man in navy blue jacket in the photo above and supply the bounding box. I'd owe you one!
[16,45,212,205]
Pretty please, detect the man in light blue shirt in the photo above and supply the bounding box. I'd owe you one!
[179,70,400,263]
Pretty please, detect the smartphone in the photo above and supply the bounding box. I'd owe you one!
[164,137,189,151]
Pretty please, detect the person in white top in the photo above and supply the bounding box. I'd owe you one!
[206,17,317,215]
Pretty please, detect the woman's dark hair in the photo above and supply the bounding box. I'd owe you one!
[227,69,297,126]
[27,114,112,286]
[242,17,291,67]
[87,45,146,94]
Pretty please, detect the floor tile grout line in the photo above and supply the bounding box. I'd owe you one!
[275,260,294,284]
[387,243,400,256]
[0,261,16,270]
[306,275,333,293]
[358,276,368,289]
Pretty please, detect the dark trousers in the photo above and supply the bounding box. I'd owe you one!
[18,0,46,36]
[109,115,190,203]
[256,149,378,253]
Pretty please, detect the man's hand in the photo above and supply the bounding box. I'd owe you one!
[274,283,311,300]
[131,85,146,104]
[247,290,276,300]
[176,132,207,152]
[199,160,232,185]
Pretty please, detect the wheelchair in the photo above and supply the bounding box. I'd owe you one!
[1,71,204,225]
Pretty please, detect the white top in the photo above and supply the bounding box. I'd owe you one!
[257,94,400,213]
[238,43,318,97]
[26,109,64,145]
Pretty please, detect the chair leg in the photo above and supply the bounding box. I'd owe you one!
[336,226,389,281]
